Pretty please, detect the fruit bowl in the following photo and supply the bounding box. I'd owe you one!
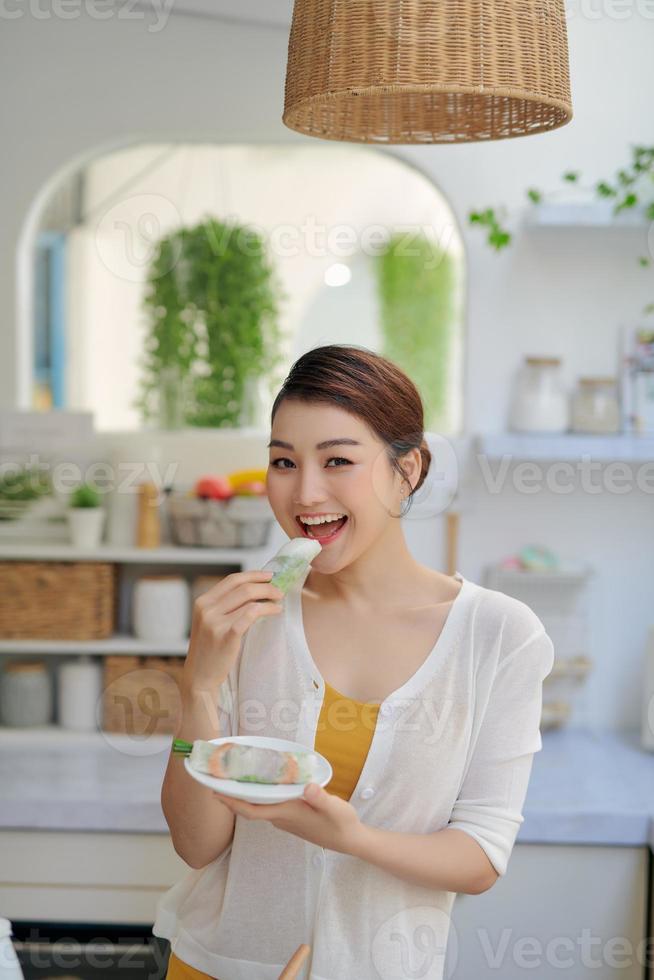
[168,491,275,547]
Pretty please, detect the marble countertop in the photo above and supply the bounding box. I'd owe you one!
[1,727,653,851]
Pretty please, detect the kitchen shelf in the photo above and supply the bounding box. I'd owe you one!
[0,543,269,565]
[0,633,189,656]
[485,564,592,586]
[0,724,173,750]
[523,201,650,228]
[476,433,654,462]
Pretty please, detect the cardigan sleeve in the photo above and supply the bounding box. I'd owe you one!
[446,624,555,877]
[215,633,247,738]
[216,665,239,738]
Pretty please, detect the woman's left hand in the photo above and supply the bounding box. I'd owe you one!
[212,783,365,856]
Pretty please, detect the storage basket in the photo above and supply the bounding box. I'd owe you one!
[102,655,186,735]
[0,561,116,640]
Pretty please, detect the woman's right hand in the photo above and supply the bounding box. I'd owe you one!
[182,570,284,697]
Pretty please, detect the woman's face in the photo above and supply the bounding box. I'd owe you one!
[266,399,416,570]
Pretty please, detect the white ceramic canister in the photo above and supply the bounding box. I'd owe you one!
[132,575,190,642]
[0,660,52,727]
[508,356,569,433]
[56,654,103,731]
[571,377,620,434]
[0,918,24,979]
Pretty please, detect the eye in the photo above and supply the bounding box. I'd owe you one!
[269,457,352,470]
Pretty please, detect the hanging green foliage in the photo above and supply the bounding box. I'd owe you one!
[468,144,654,316]
[135,217,286,428]
[375,234,460,431]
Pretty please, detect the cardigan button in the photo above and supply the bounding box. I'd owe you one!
[380,703,394,716]
[311,852,323,869]
[360,787,375,800]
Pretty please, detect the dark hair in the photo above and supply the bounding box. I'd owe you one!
[270,344,432,517]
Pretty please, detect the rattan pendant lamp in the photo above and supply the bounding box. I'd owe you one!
[283,0,573,144]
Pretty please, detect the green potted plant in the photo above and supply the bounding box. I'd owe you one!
[135,217,285,429]
[67,482,105,549]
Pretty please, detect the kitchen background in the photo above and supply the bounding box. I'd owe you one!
[1,2,654,978]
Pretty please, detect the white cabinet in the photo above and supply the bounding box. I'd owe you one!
[0,830,188,924]
[2,833,649,980]
[448,843,649,980]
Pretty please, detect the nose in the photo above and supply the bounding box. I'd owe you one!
[293,463,329,509]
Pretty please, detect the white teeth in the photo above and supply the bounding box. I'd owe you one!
[299,513,346,526]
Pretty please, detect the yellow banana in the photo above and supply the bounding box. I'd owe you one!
[226,468,268,490]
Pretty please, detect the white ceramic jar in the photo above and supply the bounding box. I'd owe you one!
[56,655,103,731]
[509,356,569,433]
[0,660,52,727]
[132,575,190,642]
[571,377,620,433]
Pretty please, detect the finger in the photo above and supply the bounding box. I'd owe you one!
[214,582,284,616]
[197,572,280,613]
[205,571,276,602]
[228,600,283,636]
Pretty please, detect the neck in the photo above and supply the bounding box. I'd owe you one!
[306,523,430,610]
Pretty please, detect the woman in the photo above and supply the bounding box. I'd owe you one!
[154,344,554,980]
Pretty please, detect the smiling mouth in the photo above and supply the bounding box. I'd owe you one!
[295,515,349,539]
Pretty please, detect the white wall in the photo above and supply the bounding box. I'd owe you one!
[1,7,654,732]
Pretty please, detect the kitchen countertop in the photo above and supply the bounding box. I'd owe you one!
[1,727,653,851]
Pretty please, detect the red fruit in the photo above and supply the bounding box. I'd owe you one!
[194,476,234,500]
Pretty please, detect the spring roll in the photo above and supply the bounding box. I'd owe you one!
[262,537,322,595]
[189,739,320,784]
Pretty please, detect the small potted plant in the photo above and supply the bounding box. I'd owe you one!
[67,482,105,549]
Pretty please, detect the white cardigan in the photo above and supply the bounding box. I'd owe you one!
[153,570,555,980]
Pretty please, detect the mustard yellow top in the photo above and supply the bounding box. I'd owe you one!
[165,951,212,979]
[314,680,382,802]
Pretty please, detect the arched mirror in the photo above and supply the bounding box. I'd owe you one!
[31,143,466,434]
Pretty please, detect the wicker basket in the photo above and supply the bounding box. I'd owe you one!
[102,655,186,735]
[168,492,274,548]
[283,0,573,144]
[0,561,116,640]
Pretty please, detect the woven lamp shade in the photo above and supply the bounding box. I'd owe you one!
[283,0,573,144]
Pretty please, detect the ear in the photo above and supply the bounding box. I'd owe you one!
[400,447,422,494]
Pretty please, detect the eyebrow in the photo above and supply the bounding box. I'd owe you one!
[267,438,363,451]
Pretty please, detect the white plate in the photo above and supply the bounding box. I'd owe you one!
[183,735,333,804]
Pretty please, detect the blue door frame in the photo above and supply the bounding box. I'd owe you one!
[34,231,66,408]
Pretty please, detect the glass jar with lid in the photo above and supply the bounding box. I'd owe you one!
[571,377,620,434]
[0,659,53,727]
[508,356,569,433]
